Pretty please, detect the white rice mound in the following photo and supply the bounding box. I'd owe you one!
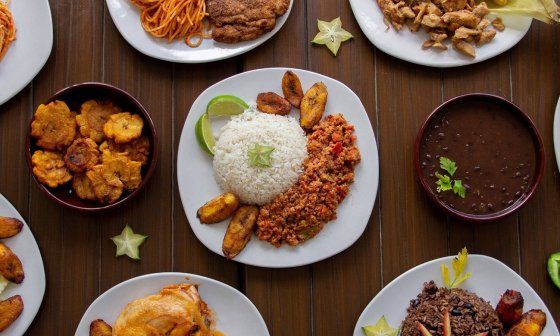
[213,109,308,205]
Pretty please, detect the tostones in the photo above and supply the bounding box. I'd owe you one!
[30,101,77,150]
[72,173,96,201]
[103,112,144,144]
[100,151,143,191]
[86,166,124,205]
[99,136,150,166]
[76,100,121,143]
[31,150,73,188]
[64,138,100,173]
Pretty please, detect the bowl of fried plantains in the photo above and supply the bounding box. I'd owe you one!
[25,82,158,212]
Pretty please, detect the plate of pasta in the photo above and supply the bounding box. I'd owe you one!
[0,0,53,106]
[106,0,293,63]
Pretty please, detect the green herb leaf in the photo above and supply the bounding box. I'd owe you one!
[435,173,452,192]
[311,17,353,56]
[110,225,148,260]
[440,157,458,176]
[248,143,275,168]
[453,180,466,198]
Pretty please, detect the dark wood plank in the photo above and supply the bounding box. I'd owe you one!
[511,22,560,322]
[241,1,313,334]
[305,1,382,335]
[26,0,104,333]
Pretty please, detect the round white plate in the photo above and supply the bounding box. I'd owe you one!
[349,0,532,67]
[0,0,53,105]
[0,193,46,336]
[553,97,560,172]
[106,0,293,63]
[75,272,269,336]
[354,254,560,336]
[177,67,379,268]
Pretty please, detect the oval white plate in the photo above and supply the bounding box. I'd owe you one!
[349,0,531,67]
[553,97,560,172]
[75,272,269,336]
[106,0,293,63]
[177,68,379,268]
[0,0,53,105]
[0,193,46,336]
[354,255,560,336]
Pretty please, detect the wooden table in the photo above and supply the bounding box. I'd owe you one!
[0,1,558,334]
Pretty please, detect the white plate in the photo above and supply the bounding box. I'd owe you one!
[349,0,532,67]
[553,97,560,172]
[74,272,269,336]
[354,255,560,336]
[0,0,52,105]
[106,0,293,63]
[177,68,379,268]
[0,193,46,335]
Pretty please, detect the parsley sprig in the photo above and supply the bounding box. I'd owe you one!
[435,157,466,198]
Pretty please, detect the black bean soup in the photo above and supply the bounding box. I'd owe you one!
[420,100,537,215]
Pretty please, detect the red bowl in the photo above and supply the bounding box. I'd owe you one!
[413,93,545,222]
[25,82,158,212]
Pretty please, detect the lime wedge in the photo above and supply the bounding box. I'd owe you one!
[362,316,399,336]
[195,113,215,155]
[206,95,248,117]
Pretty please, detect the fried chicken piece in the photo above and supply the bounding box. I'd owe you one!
[472,2,490,18]
[476,29,496,45]
[100,152,142,191]
[492,17,505,31]
[453,39,476,57]
[428,30,449,49]
[207,0,290,43]
[409,3,428,31]
[64,138,100,173]
[73,173,96,202]
[103,112,143,144]
[427,3,443,16]
[76,100,121,143]
[32,150,72,188]
[86,165,123,205]
[442,10,478,28]
[99,136,150,166]
[442,0,467,12]
[454,26,480,39]
[31,101,77,150]
[422,13,446,28]
[477,18,490,30]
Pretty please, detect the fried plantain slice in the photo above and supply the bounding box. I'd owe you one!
[90,319,112,336]
[64,138,100,173]
[197,192,240,224]
[282,70,304,108]
[300,82,328,130]
[103,112,144,144]
[256,92,292,116]
[86,165,124,205]
[0,217,22,239]
[0,243,24,284]
[30,101,77,150]
[99,136,150,166]
[73,173,97,202]
[100,151,143,191]
[0,295,23,332]
[222,205,259,259]
[31,150,73,188]
[76,100,121,143]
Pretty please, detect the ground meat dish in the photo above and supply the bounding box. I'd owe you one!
[401,281,503,336]
[256,114,361,246]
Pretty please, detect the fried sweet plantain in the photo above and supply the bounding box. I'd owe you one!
[100,136,150,166]
[197,192,240,224]
[100,151,143,191]
[300,82,328,130]
[256,92,292,116]
[507,310,546,336]
[0,295,23,332]
[0,243,24,284]
[30,101,77,150]
[282,71,304,108]
[87,165,124,205]
[64,138,100,173]
[73,173,97,202]
[76,100,121,143]
[103,112,144,144]
[222,205,258,259]
[90,319,113,336]
[31,150,73,188]
[497,289,524,330]
[0,217,22,239]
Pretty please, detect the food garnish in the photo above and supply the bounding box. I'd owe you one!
[496,290,524,329]
[362,316,399,336]
[248,143,275,168]
[195,113,216,155]
[197,192,240,224]
[417,322,434,336]
[110,225,147,260]
[441,247,471,289]
[300,82,328,130]
[547,252,560,289]
[206,95,249,117]
[487,0,559,23]
[282,71,304,108]
[506,310,546,336]
[0,217,23,239]
[311,17,353,56]
[0,1,15,61]
[222,205,259,259]
[435,157,466,198]
[256,92,292,115]
[0,295,23,332]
